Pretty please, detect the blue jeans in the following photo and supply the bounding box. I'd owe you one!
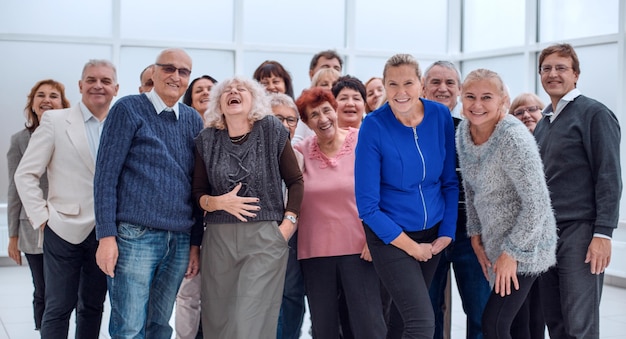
[429,235,490,339]
[277,231,306,339]
[108,222,190,339]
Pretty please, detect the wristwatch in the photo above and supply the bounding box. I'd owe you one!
[284,215,297,224]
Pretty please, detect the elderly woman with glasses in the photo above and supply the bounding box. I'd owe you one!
[509,93,545,133]
[193,76,303,338]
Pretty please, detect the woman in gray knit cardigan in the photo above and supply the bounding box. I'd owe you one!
[456,69,557,338]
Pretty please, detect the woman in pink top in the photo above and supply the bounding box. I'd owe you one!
[294,87,386,339]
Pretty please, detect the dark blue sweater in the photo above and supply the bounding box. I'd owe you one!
[355,99,459,244]
[94,94,203,240]
[534,95,621,236]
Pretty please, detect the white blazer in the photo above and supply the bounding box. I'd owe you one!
[15,106,97,244]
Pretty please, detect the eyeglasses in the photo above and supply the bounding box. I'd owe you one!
[512,106,541,117]
[156,63,191,78]
[275,115,298,127]
[539,65,571,74]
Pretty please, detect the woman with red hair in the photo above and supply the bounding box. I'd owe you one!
[294,87,385,338]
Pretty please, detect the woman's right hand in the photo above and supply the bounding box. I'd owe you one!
[470,235,492,281]
[8,237,21,265]
[203,183,260,222]
[391,232,433,262]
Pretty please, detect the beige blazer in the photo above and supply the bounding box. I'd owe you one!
[15,106,96,245]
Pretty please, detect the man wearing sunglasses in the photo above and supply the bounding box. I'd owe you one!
[94,48,204,339]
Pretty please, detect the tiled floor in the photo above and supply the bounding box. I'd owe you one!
[1,264,625,338]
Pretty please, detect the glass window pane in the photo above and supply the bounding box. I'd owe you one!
[461,55,526,105]
[0,0,112,37]
[120,0,234,42]
[242,0,345,48]
[355,0,447,53]
[463,0,525,52]
[350,57,388,86]
[539,0,619,42]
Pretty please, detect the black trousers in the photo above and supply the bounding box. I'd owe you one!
[25,253,45,330]
[365,224,441,339]
[482,274,537,339]
[41,226,107,339]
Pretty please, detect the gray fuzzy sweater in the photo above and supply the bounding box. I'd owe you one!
[456,114,557,278]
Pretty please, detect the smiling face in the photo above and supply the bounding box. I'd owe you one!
[335,87,365,128]
[219,81,253,117]
[384,64,423,116]
[272,104,298,139]
[540,53,579,103]
[366,78,384,111]
[423,65,460,111]
[153,49,192,107]
[462,78,506,131]
[511,100,543,132]
[191,78,215,114]
[305,101,338,141]
[32,84,64,120]
[260,74,286,94]
[79,64,119,115]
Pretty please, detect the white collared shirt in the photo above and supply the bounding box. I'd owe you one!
[145,90,180,119]
[543,88,581,123]
[79,101,106,160]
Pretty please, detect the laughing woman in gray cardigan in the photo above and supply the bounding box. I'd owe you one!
[456,69,557,339]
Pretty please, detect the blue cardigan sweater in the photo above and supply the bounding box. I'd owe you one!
[355,99,459,244]
[94,94,203,240]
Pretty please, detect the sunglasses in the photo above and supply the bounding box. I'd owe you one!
[155,63,191,78]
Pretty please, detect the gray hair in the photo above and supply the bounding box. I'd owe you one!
[269,93,299,118]
[423,60,461,88]
[204,76,271,129]
[82,59,117,82]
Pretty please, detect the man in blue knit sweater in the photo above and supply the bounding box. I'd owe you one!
[535,43,621,339]
[94,48,204,339]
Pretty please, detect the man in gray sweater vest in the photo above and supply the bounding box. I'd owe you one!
[534,43,622,339]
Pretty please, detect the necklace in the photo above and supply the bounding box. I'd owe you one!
[229,132,249,143]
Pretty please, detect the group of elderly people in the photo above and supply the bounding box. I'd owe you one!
[8,43,619,339]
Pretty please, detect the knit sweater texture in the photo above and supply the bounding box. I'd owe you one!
[355,100,459,244]
[194,115,289,224]
[457,114,557,276]
[534,95,621,236]
[94,94,203,239]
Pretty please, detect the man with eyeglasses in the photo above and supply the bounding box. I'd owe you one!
[94,48,204,338]
[534,43,621,339]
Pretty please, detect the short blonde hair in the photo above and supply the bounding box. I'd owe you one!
[311,67,341,88]
[204,76,271,129]
[383,54,421,83]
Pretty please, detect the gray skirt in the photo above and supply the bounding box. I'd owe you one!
[201,220,289,339]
